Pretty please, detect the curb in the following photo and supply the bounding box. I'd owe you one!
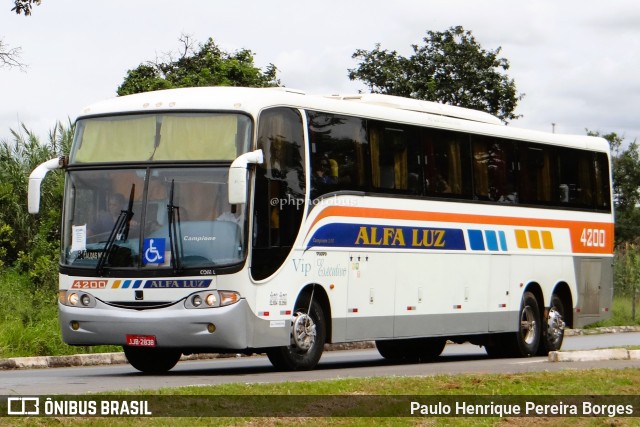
[549,348,640,362]
[1,327,638,370]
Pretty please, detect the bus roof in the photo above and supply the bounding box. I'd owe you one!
[78,86,610,154]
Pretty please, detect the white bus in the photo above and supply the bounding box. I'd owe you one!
[29,87,613,372]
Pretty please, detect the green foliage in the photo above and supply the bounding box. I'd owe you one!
[588,130,640,246]
[117,35,280,96]
[615,244,640,297]
[0,269,118,357]
[0,121,72,288]
[349,26,524,122]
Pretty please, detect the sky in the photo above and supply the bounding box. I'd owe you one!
[1,0,639,145]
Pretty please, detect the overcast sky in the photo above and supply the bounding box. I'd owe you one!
[1,0,639,145]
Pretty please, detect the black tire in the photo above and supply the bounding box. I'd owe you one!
[413,337,446,361]
[375,340,408,361]
[506,291,542,357]
[537,294,566,355]
[267,299,326,371]
[484,334,510,358]
[123,346,181,373]
[376,338,446,362]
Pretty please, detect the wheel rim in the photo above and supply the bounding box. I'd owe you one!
[547,307,565,343]
[292,312,316,351]
[520,305,538,345]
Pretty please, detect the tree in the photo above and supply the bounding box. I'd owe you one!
[11,0,41,15]
[0,38,23,69]
[0,121,72,287]
[587,130,640,246]
[117,35,280,96]
[349,26,524,122]
[2,0,42,69]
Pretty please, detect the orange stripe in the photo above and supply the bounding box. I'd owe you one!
[307,206,614,254]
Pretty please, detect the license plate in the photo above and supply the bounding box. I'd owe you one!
[126,334,156,347]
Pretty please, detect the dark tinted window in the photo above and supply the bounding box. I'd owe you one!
[252,108,305,280]
[307,111,368,199]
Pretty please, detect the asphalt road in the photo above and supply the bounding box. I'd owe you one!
[1,332,639,395]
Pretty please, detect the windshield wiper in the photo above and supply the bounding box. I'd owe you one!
[167,179,183,273]
[96,184,135,275]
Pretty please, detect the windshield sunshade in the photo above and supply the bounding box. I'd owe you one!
[71,113,251,163]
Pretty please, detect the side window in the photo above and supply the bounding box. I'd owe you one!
[307,112,369,199]
[557,148,596,208]
[369,122,420,193]
[594,152,612,211]
[252,108,305,280]
[471,136,518,202]
[518,145,554,205]
[423,130,472,198]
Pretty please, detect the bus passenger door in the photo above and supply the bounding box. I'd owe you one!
[346,252,395,340]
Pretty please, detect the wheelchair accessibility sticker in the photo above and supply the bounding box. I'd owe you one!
[143,238,165,264]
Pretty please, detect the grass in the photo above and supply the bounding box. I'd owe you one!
[0,269,118,357]
[1,368,639,426]
[588,295,640,328]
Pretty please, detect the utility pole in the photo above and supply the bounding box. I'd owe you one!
[551,123,556,134]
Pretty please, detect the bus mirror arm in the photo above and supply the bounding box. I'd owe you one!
[228,149,263,205]
[28,156,67,214]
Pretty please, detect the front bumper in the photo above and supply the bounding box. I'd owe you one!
[59,298,261,350]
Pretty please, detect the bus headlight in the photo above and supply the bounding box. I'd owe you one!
[185,290,240,309]
[59,290,97,308]
[68,292,79,306]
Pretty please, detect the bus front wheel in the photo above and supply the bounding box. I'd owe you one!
[267,299,326,371]
[123,346,182,373]
[376,337,446,362]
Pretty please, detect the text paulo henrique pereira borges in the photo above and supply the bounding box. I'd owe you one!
[410,400,634,417]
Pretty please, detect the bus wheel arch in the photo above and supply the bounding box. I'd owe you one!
[266,284,330,371]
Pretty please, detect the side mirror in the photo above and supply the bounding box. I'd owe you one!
[228,149,263,205]
[28,157,66,214]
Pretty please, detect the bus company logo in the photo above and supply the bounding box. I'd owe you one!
[7,397,40,415]
[143,279,212,289]
[307,223,466,250]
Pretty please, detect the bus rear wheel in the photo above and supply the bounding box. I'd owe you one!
[538,294,565,355]
[267,299,326,371]
[123,346,182,373]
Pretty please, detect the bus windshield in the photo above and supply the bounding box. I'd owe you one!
[62,167,246,271]
[70,113,252,163]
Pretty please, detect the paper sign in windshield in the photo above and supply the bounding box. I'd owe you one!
[71,224,87,252]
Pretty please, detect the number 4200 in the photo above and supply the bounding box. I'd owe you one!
[580,228,606,248]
